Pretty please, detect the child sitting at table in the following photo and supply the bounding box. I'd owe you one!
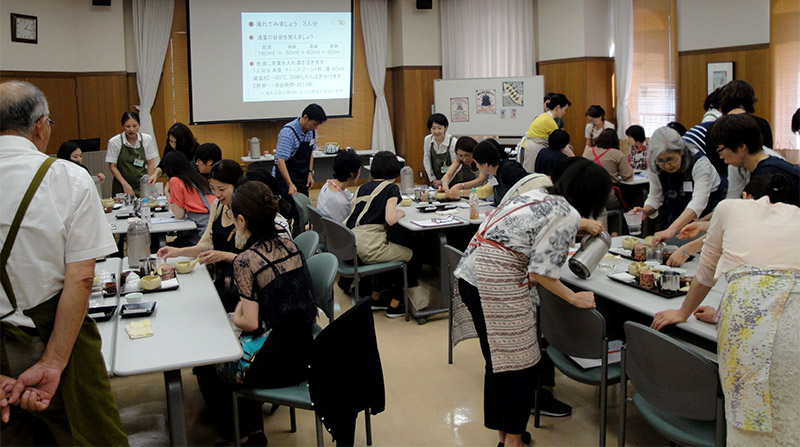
[625,125,648,171]
[317,149,362,223]
[200,181,317,446]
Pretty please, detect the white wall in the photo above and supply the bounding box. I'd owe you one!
[387,0,442,67]
[0,0,126,72]
[583,0,613,58]
[677,0,769,52]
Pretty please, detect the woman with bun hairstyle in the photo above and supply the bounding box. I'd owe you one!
[106,111,158,196]
[652,173,800,447]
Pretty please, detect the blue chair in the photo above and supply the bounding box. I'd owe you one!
[295,230,319,260]
[307,253,337,335]
[320,216,409,320]
[307,206,327,251]
[534,285,621,447]
[618,321,725,446]
[292,193,311,236]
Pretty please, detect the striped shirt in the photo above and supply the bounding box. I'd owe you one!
[271,118,316,176]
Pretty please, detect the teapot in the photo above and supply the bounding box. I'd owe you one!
[247,137,261,159]
[324,142,340,154]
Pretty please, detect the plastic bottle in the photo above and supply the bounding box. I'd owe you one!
[469,187,479,220]
[139,174,150,199]
[127,218,151,268]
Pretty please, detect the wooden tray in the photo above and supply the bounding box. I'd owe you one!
[607,274,687,299]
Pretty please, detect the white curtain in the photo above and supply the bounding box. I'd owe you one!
[440,0,535,79]
[132,0,175,148]
[360,0,395,153]
[613,0,633,138]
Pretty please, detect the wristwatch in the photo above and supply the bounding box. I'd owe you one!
[309,170,315,174]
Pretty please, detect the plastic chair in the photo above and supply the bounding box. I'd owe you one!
[320,216,409,320]
[295,230,319,260]
[533,286,621,447]
[306,253,337,334]
[232,298,380,447]
[444,245,464,364]
[292,193,311,236]
[619,321,725,447]
[307,207,327,250]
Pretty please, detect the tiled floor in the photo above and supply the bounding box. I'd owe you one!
[110,269,670,446]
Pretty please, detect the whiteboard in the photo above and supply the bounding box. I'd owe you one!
[433,76,544,137]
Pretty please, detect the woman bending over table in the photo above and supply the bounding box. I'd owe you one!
[631,126,726,246]
[201,181,317,446]
[652,173,799,447]
[454,157,611,447]
[157,159,244,311]
[440,136,487,198]
[161,151,215,247]
[106,111,158,196]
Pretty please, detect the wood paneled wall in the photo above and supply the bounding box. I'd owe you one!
[537,57,616,156]
[387,66,442,180]
[0,71,134,154]
[153,0,375,172]
[677,44,771,127]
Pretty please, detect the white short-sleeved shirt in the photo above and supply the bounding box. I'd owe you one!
[316,181,354,224]
[585,121,616,141]
[455,188,581,287]
[422,133,457,182]
[1,136,117,327]
[105,131,159,164]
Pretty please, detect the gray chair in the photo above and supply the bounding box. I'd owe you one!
[307,252,337,329]
[307,206,327,250]
[534,285,621,447]
[619,321,725,447]
[294,230,319,260]
[320,216,409,320]
[444,244,464,364]
[292,193,311,236]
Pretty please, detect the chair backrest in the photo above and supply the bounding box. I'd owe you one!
[292,193,311,233]
[306,252,338,322]
[307,207,327,247]
[443,244,464,294]
[320,216,357,263]
[294,230,319,260]
[623,321,720,421]
[537,285,607,359]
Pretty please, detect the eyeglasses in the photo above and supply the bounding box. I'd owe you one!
[39,116,55,128]
[655,156,681,166]
[715,145,728,154]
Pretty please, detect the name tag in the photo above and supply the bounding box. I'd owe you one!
[683,181,693,192]
[441,165,449,174]
[488,176,499,187]
[309,138,316,147]
[133,158,145,168]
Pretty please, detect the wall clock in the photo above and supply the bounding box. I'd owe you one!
[11,13,37,44]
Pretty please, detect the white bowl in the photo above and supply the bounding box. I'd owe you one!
[126,292,144,304]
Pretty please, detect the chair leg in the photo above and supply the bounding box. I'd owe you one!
[365,409,373,446]
[402,264,409,322]
[314,413,324,447]
[232,391,241,447]
[600,369,608,447]
[618,348,628,447]
[354,274,360,301]
[290,406,297,433]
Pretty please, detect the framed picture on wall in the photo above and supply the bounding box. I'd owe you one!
[707,62,734,94]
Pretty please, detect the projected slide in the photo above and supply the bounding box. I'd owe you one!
[242,13,352,102]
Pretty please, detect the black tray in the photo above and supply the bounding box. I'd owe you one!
[120,302,156,318]
[88,305,116,322]
[416,203,458,213]
[607,274,687,299]
[608,247,694,263]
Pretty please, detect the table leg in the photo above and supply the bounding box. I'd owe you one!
[164,369,187,446]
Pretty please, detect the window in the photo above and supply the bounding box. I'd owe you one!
[771,0,800,153]
[630,0,677,136]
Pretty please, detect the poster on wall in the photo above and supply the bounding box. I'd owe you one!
[476,89,496,114]
[707,62,734,94]
[450,97,469,122]
[502,81,524,106]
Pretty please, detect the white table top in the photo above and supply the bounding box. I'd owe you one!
[618,173,649,186]
[92,258,121,373]
[397,197,494,232]
[559,236,723,343]
[106,210,197,235]
[241,149,392,163]
[111,257,242,376]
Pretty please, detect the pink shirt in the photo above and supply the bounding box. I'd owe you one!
[696,197,800,287]
[169,177,215,213]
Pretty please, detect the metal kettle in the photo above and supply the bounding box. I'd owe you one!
[247,137,261,159]
[568,231,612,279]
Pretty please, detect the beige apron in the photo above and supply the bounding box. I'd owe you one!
[349,181,412,264]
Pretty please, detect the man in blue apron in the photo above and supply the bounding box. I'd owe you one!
[0,81,128,445]
[273,104,327,226]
